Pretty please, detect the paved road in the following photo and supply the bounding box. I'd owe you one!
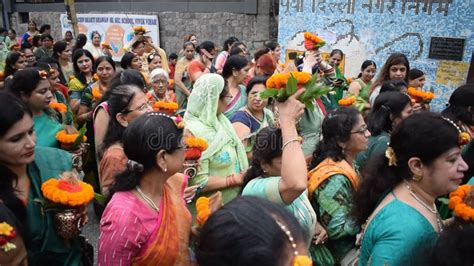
[82,204,100,264]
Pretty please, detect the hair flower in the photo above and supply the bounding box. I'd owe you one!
[184,136,209,160]
[459,132,471,147]
[385,147,397,166]
[293,255,312,266]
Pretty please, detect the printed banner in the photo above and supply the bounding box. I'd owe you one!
[60,13,159,61]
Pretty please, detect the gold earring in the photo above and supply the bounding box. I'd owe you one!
[412,174,423,182]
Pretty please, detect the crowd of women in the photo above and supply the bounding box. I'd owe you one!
[0,20,473,266]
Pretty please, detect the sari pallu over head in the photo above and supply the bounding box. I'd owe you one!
[184,74,249,178]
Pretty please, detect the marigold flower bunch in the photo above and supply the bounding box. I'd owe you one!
[153,101,178,113]
[266,72,312,90]
[261,71,331,111]
[338,95,356,106]
[448,184,474,222]
[407,87,435,103]
[92,87,103,101]
[101,42,111,50]
[184,137,208,160]
[0,222,17,252]
[303,32,326,50]
[56,130,87,144]
[49,102,67,113]
[133,26,147,35]
[41,172,95,207]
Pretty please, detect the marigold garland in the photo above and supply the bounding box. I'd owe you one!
[195,197,212,226]
[92,86,103,101]
[56,130,87,144]
[49,102,67,113]
[184,137,208,160]
[0,222,17,252]
[168,79,174,87]
[338,95,356,106]
[448,184,474,222]
[41,174,95,207]
[153,101,178,113]
[303,32,326,50]
[293,255,312,266]
[407,87,435,103]
[266,71,312,90]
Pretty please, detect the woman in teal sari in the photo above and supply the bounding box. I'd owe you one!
[0,92,87,265]
[184,74,248,207]
[353,112,469,265]
[222,55,250,119]
[7,68,63,148]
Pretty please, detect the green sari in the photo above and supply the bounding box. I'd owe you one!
[33,112,64,148]
[27,146,84,265]
[184,74,249,207]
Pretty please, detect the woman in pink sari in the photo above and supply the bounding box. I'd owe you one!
[98,112,191,265]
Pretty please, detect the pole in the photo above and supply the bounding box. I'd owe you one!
[64,0,79,36]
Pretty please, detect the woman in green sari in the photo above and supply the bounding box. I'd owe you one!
[7,68,63,148]
[0,92,87,265]
[348,60,376,103]
[184,74,248,206]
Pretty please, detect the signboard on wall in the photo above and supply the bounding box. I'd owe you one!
[60,13,159,61]
[429,37,465,61]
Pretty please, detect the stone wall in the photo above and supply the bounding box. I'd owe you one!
[10,1,278,55]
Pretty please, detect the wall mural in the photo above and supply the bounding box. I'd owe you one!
[278,0,473,111]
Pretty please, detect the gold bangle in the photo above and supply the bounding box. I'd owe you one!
[282,137,302,150]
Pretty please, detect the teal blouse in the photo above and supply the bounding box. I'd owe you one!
[242,176,317,242]
[33,112,64,148]
[27,146,84,265]
[359,199,438,266]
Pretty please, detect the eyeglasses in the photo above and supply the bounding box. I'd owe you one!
[351,126,369,135]
[122,102,150,114]
[152,79,167,85]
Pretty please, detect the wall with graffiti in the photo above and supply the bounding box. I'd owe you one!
[278,0,473,111]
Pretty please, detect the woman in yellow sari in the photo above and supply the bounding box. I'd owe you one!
[98,112,191,265]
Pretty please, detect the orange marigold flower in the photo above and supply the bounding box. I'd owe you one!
[41,172,94,207]
[153,101,178,112]
[184,137,209,151]
[92,87,103,101]
[293,255,312,266]
[303,32,326,50]
[49,102,67,113]
[407,87,435,103]
[101,42,111,50]
[338,96,356,106]
[56,130,87,144]
[449,184,474,222]
[196,197,212,226]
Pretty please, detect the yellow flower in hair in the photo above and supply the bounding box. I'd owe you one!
[385,147,397,166]
[293,255,312,266]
